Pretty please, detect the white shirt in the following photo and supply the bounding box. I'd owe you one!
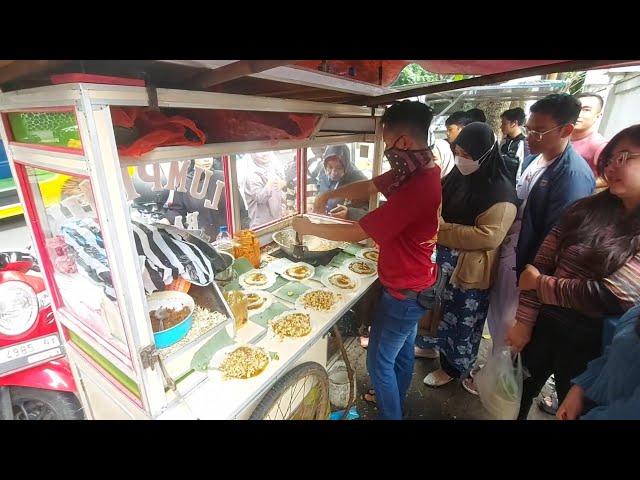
[507,155,550,236]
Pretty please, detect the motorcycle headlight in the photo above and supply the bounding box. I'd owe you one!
[0,280,39,336]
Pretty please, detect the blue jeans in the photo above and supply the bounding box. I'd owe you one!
[367,289,427,420]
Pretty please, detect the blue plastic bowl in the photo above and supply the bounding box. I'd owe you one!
[147,291,195,349]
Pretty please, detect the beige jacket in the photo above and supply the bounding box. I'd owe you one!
[438,202,517,290]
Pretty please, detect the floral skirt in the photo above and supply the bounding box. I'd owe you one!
[415,246,491,375]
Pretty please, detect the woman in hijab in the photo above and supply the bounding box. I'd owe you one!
[415,122,518,389]
[243,152,287,229]
[316,144,369,221]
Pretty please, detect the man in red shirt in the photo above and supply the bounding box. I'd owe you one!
[571,92,608,189]
[292,101,442,420]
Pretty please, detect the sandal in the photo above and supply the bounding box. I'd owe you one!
[362,389,376,407]
[469,365,483,379]
[461,377,479,396]
[423,371,454,388]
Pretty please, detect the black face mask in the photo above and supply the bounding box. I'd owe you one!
[384,136,435,192]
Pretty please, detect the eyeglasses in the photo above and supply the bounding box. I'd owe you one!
[522,124,566,142]
[602,151,640,169]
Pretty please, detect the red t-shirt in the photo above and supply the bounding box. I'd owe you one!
[571,131,608,179]
[359,167,442,299]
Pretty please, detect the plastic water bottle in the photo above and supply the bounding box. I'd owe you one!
[216,226,231,242]
[213,226,234,255]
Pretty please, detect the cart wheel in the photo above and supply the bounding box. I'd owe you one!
[249,362,330,420]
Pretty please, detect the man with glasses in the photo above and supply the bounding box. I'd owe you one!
[515,93,595,281]
[504,93,595,418]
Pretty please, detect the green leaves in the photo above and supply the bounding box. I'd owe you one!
[190,328,234,372]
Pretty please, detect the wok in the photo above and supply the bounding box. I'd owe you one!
[272,228,345,261]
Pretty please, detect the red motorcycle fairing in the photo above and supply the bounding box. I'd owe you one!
[0,358,77,392]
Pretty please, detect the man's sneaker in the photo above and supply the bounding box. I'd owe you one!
[414,346,439,359]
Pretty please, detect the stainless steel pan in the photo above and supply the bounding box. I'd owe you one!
[272,228,345,261]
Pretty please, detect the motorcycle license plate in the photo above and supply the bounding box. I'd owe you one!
[0,334,63,376]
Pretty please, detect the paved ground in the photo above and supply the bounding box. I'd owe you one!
[341,326,552,421]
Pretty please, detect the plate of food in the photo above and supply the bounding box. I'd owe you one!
[280,262,315,282]
[244,290,274,316]
[320,271,361,294]
[209,344,272,380]
[356,248,379,263]
[238,269,277,290]
[295,288,344,314]
[342,258,377,278]
[268,310,314,341]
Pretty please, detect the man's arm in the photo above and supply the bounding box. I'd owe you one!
[314,178,377,213]
[293,216,369,243]
[315,170,395,214]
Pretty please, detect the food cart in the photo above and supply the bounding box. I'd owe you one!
[0,59,633,420]
[0,64,394,420]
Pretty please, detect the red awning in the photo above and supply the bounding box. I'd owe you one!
[296,60,578,87]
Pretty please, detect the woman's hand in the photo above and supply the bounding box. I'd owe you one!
[518,264,541,291]
[505,321,533,353]
[556,385,585,420]
[329,205,348,219]
[267,178,287,191]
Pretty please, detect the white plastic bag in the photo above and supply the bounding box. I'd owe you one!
[475,347,523,420]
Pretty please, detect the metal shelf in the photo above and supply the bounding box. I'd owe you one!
[9,143,88,176]
[80,83,384,115]
[118,134,369,167]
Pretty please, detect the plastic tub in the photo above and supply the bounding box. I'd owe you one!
[328,360,356,409]
[147,291,195,349]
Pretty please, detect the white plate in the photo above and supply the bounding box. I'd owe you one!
[320,271,361,294]
[208,344,271,380]
[342,258,378,278]
[356,248,380,263]
[279,262,316,282]
[267,309,315,341]
[243,290,274,317]
[295,288,344,314]
[238,269,277,290]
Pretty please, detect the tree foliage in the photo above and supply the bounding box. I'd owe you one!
[561,71,587,95]
[392,63,451,87]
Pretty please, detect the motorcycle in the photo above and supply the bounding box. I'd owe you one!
[0,249,83,420]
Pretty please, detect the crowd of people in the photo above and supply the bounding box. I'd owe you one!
[157,89,638,421]
[292,93,640,421]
